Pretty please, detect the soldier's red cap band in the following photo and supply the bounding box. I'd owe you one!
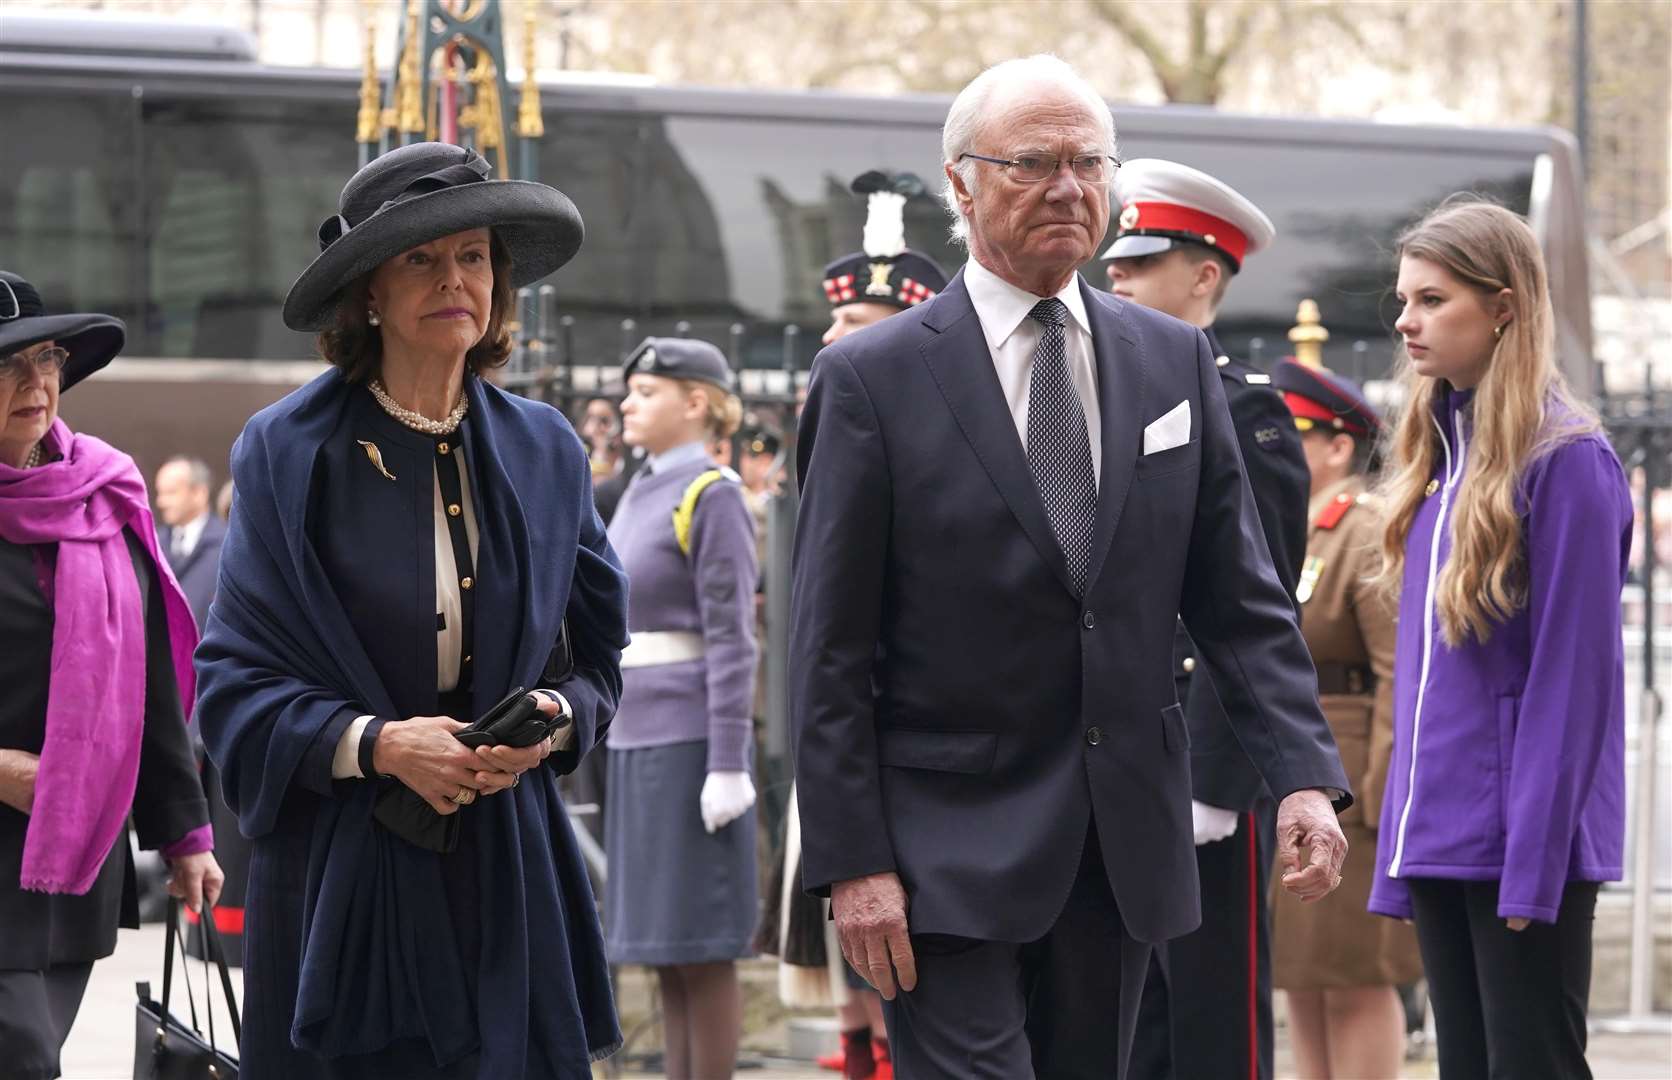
[1283,391,1372,436]
[1121,202,1248,263]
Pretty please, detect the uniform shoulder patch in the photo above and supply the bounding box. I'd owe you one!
[1313,491,1354,530]
[1253,424,1284,449]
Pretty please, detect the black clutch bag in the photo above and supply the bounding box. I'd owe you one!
[134,900,240,1080]
[373,658,575,852]
[454,685,548,748]
[371,689,545,852]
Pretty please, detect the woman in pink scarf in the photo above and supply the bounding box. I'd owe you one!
[0,271,223,1080]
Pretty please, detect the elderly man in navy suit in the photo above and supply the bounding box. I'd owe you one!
[154,456,226,629]
[790,54,1351,1078]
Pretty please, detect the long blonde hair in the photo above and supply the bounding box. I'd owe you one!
[1376,199,1597,645]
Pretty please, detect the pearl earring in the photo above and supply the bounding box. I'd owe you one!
[367,309,381,326]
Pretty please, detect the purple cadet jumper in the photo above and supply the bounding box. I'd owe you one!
[603,440,760,965]
[1371,389,1633,924]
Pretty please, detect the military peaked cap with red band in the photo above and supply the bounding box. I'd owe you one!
[1102,158,1275,273]
[1273,358,1380,438]
[822,170,949,311]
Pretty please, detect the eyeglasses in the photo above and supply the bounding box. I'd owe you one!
[1,346,70,384]
[959,152,1122,185]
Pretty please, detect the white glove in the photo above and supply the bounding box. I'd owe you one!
[699,770,756,834]
[1192,800,1240,846]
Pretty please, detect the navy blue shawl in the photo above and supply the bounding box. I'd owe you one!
[195,369,627,1074]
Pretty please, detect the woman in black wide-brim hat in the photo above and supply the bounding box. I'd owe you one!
[194,142,630,1078]
[0,271,223,1080]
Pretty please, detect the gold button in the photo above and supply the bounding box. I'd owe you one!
[448,503,461,516]
[438,442,450,455]
[1182,657,1196,673]
[461,577,473,590]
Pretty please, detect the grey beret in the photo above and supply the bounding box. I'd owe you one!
[622,337,735,393]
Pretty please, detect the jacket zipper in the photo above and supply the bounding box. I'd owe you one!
[1388,408,1466,877]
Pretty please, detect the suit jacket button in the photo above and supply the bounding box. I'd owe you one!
[1182,656,1196,673]
[1085,726,1103,746]
[1082,611,1095,629]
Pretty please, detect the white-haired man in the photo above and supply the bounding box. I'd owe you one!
[790,55,1351,1076]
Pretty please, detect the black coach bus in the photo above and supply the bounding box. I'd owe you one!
[1,15,1592,477]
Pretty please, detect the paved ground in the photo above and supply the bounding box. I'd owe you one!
[63,924,1672,1079]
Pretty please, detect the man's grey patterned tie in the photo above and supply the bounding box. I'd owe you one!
[1025,297,1098,593]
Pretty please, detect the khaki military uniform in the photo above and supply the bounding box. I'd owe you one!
[1271,475,1423,989]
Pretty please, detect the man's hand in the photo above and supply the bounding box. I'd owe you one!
[1276,788,1348,902]
[831,871,917,1000]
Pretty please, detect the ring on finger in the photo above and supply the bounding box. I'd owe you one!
[451,785,474,806]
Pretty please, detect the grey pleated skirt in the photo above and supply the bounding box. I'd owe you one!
[604,739,758,966]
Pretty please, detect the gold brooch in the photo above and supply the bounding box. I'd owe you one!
[357,440,397,481]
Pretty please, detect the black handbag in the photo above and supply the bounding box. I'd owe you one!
[134,900,241,1080]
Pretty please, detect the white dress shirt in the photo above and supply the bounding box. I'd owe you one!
[962,256,1103,488]
[169,511,210,561]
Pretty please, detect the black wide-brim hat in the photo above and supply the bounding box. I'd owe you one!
[0,271,125,392]
[282,142,585,332]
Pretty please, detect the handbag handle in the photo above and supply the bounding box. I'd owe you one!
[161,900,200,1036]
[162,900,242,1054]
[196,901,243,1049]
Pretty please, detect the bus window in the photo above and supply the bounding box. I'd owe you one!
[1116,133,1536,382]
[0,90,139,332]
[139,92,354,360]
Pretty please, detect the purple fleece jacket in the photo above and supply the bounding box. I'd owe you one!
[1371,389,1633,924]
[605,446,759,772]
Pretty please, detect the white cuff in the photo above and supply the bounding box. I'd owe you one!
[331,714,375,779]
[534,689,576,751]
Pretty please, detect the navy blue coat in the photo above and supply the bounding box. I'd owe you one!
[159,513,227,632]
[195,370,628,1078]
[790,270,1349,946]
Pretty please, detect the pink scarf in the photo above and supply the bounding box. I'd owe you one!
[0,419,200,894]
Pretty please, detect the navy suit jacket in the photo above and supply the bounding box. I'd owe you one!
[790,269,1349,945]
[1176,331,1312,813]
[159,513,227,630]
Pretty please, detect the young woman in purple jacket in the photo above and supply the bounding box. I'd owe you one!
[1370,199,1633,1079]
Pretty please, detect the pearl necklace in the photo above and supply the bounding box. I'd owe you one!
[368,378,468,436]
[23,443,43,469]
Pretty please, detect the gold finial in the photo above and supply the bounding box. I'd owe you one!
[391,0,425,135]
[458,52,508,174]
[356,15,383,144]
[1289,298,1330,368]
[517,6,544,139]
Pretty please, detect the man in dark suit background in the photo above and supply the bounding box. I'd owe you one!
[154,456,225,630]
[790,54,1350,1079]
[1104,159,1311,1080]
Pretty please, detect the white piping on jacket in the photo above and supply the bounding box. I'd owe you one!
[1388,408,1467,877]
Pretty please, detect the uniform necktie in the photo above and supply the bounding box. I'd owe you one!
[1025,297,1097,593]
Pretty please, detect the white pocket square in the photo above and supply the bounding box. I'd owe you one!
[1143,400,1191,455]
